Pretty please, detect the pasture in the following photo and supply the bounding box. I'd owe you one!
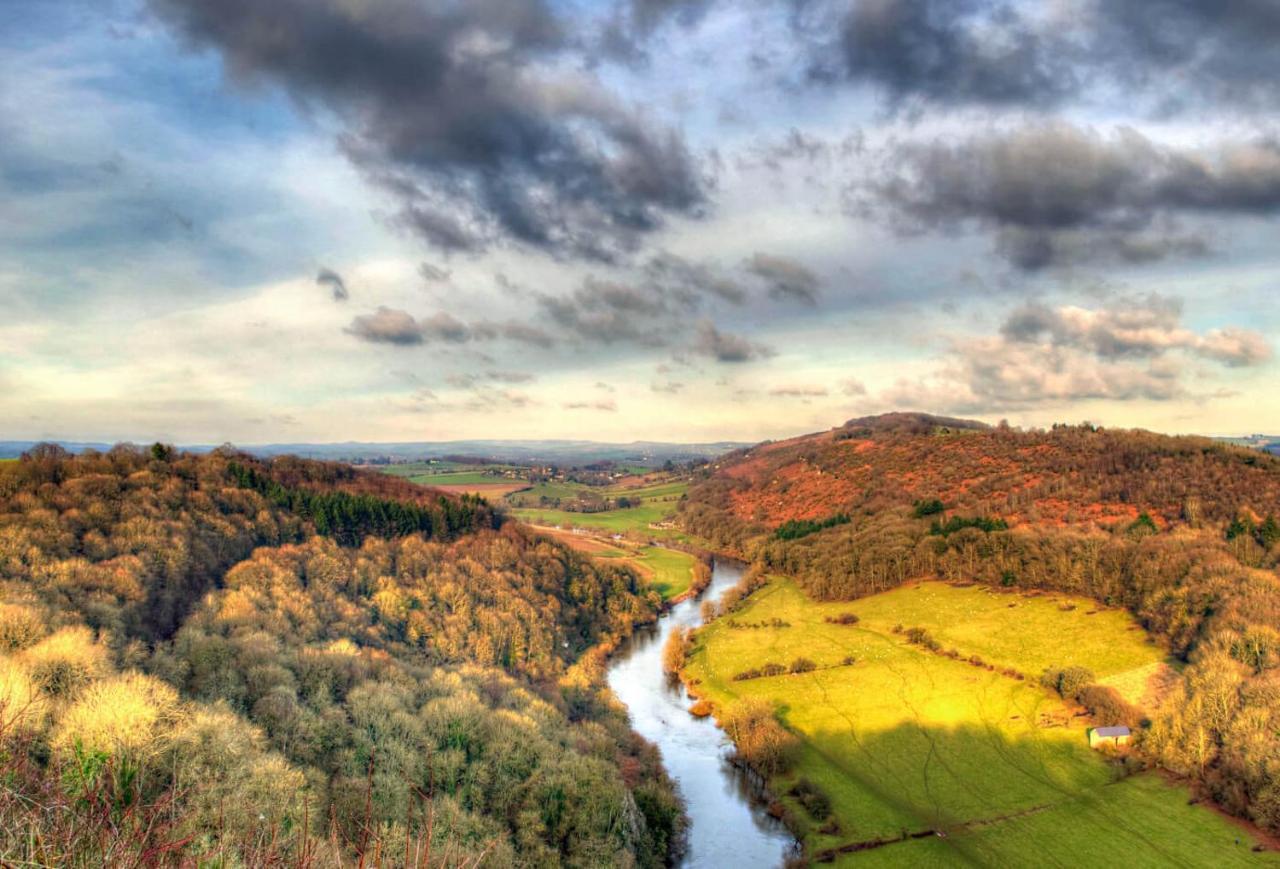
[529,526,697,601]
[685,579,1270,865]
[507,477,688,537]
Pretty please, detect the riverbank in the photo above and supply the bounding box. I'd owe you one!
[605,560,798,867]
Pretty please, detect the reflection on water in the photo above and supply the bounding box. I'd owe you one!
[607,561,797,868]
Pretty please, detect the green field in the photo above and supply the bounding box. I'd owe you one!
[686,579,1271,865]
[378,461,473,476]
[634,546,697,600]
[508,478,687,536]
[506,480,588,505]
[510,503,683,536]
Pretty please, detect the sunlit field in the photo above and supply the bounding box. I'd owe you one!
[685,578,1269,865]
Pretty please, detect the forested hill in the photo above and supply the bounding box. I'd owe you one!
[692,413,1280,538]
[681,413,1280,838]
[0,445,681,865]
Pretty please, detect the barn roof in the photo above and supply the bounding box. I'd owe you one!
[1092,726,1131,737]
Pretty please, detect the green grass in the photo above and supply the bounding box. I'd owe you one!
[509,476,690,542]
[379,461,472,476]
[403,471,519,486]
[686,578,1271,865]
[634,546,697,600]
[506,480,589,505]
[510,503,673,533]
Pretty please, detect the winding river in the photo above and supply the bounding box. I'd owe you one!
[607,560,797,867]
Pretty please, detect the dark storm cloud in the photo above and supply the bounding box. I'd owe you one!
[1094,0,1280,110]
[691,320,775,362]
[150,0,707,261]
[863,124,1280,269]
[791,0,1280,111]
[315,267,348,301]
[745,252,822,305]
[800,0,1073,107]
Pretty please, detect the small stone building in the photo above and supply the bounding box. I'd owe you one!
[1088,725,1132,749]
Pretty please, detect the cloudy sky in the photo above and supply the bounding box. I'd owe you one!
[3,0,1279,444]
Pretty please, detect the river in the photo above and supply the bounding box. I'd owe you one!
[607,559,797,867]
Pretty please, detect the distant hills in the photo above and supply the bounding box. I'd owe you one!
[1216,434,1280,456]
[0,438,750,467]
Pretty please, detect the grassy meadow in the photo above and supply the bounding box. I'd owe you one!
[509,478,688,536]
[633,546,697,599]
[685,578,1271,865]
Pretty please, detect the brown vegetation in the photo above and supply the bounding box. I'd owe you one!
[0,446,683,866]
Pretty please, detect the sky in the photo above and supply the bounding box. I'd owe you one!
[3,0,1279,445]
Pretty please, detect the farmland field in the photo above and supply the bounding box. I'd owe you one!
[685,578,1272,865]
[531,526,698,600]
[633,546,698,600]
[378,464,530,497]
[508,478,688,536]
[510,502,670,532]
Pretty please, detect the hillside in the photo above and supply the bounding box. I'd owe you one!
[0,445,681,866]
[681,414,1280,841]
[697,414,1280,535]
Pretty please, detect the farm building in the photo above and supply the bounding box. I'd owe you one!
[1088,726,1132,749]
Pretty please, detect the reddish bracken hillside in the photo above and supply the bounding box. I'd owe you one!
[700,413,1280,533]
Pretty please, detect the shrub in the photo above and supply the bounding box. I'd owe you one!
[720,698,799,776]
[0,604,45,652]
[0,660,47,732]
[53,672,181,759]
[912,499,945,518]
[904,626,941,651]
[929,515,1009,536]
[789,778,832,820]
[662,627,692,676]
[774,514,851,541]
[788,657,817,674]
[21,627,110,698]
[1076,684,1139,728]
[689,700,713,717]
[824,613,860,625]
[1040,665,1096,700]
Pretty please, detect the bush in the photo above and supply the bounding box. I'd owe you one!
[1076,684,1138,727]
[1040,665,1096,700]
[912,499,945,518]
[824,613,860,625]
[22,627,110,699]
[788,657,817,674]
[774,514,851,541]
[904,626,941,652]
[54,672,181,759]
[720,698,799,776]
[929,515,1009,536]
[662,627,692,676]
[789,777,832,820]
